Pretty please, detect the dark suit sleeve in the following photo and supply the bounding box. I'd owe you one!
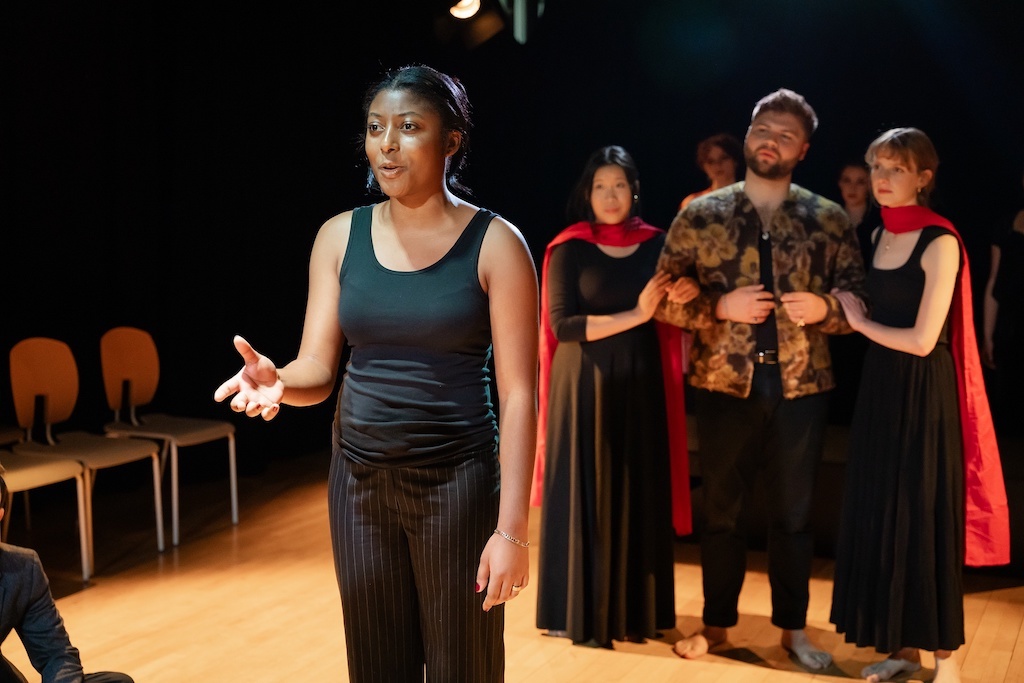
[14,551,84,683]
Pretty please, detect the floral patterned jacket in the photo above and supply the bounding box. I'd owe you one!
[655,182,868,399]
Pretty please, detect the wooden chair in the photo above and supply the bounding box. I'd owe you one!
[0,449,91,581]
[9,337,165,576]
[100,326,238,546]
[0,425,22,447]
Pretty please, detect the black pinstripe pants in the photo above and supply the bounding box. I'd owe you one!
[328,447,504,682]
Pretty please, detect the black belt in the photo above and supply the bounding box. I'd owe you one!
[755,350,779,365]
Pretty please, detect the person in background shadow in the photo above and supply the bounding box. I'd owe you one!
[679,133,744,212]
[0,472,134,683]
[981,167,1024,438]
[676,134,745,384]
[655,88,867,671]
[829,160,882,426]
[830,127,1010,683]
[532,145,697,648]
[837,160,881,267]
[214,64,538,682]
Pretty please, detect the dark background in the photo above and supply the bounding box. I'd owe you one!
[4,0,1023,477]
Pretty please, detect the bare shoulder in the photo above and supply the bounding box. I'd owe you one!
[479,213,538,287]
[921,231,960,273]
[305,208,366,284]
[481,213,530,253]
[315,209,355,245]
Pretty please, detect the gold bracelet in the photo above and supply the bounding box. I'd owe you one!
[493,528,530,548]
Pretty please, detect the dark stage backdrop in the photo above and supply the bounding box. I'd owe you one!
[5,1,1023,475]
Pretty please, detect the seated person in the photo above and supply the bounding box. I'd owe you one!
[0,471,134,683]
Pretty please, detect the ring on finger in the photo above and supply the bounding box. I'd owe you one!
[511,585,522,592]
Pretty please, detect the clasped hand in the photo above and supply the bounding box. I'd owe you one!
[831,288,868,331]
[213,335,283,421]
[717,286,828,326]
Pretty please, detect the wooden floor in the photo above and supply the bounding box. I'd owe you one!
[4,448,1023,683]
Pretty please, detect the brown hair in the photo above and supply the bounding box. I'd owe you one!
[696,133,743,169]
[750,88,818,139]
[865,127,939,205]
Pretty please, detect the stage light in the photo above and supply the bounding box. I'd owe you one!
[450,0,481,19]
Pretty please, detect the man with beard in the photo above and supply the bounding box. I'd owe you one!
[654,88,866,670]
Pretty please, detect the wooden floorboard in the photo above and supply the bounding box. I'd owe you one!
[3,447,1022,682]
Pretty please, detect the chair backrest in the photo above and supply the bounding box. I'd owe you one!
[100,326,160,413]
[9,337,79,429]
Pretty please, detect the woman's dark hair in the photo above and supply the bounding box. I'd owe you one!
[566,145,641,224]
[838,159,870,178]
[696,133,743,171]
[360,64,473,196]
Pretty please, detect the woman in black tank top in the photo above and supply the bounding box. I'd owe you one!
[215,64,539,683]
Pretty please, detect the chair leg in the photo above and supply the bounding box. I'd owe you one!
[150,454,165,552]
[171,442,179,547]
[1,493,11,542]
[158,440,170,478]
[83,469,96,579]
[75,474,91,582]
[228,433,238,525]
[20,490,33,531]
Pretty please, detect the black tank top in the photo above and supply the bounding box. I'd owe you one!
[336,204,498,468]
[868,225,958,343]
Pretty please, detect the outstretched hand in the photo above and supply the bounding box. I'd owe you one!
[213,335,284,421]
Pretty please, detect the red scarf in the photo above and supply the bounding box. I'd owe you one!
[881,205,1010,566]
[532,219,692,537]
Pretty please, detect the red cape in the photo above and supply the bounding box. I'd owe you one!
[532,218,692,537]
[882,205,1011,566]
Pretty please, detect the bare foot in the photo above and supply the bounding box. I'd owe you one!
[861,655,921,681]
[934,653,961,683]
[781,628,832,670]
[672,626,726,659]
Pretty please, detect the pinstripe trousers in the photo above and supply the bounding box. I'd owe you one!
[328,446,504,682]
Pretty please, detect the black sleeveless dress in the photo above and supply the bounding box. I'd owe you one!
[535,237,676,645]
[830,226,965,653]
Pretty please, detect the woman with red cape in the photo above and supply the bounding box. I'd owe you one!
[830,128,1010,683]
[532,145,697,647]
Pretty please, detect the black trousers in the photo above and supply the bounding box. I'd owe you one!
[695,364,829,630]
[328,448,504,683]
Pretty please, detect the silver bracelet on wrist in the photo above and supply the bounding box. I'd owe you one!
[493,528,530,548]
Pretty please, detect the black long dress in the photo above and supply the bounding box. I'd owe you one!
[535,237,676,646]
[830,227,965,653]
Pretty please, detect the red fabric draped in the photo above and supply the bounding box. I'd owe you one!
[532,219,693,537]
[881,205,1010,566]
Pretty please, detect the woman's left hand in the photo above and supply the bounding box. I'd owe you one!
[476,533,530,612]
[832,289,868,331]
